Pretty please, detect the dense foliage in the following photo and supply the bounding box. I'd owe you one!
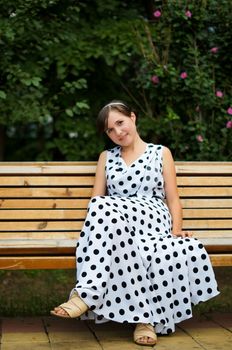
[0,0,231,160]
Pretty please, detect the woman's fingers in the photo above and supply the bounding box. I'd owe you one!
[172,231,193,238]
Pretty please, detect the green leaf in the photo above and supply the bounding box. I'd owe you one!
[65,109,74,117]
[0,91,6,99]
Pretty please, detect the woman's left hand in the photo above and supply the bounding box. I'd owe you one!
[172,231,193,238]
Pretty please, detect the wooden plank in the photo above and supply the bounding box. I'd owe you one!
[0,198,230,209]
[0,187,92,198]
[0,229,83,240]
[0,162,97,174]
[0,176,95,186]
[183,219,232,229]
[0,209,87,220]
[0,236,231,252]
[178,187,232,196]
[0,198,90,209]
[193,231,232,238]
[0,253,231,270]
[209,254,232,266]
[0,238,77,249]
[0,231,80,239]
[175,162,232,174]
[2,207,230,220]
[0,219,231,232]
[0,161,231,174]
[0,221,83,230]
[2,199,230,210]
[0,230,230,240]
[180,198,232,208]
[0,256,76,269]
[194,237,232,245]
[177,176,232,186]
[183,208,232,218]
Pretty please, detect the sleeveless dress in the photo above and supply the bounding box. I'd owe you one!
[73,144,219,334]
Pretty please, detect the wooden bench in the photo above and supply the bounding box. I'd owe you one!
[0,161,231,270]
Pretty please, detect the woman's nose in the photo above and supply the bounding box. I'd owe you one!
[115,127,122,136]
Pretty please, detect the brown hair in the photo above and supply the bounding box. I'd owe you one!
[96,100,137,133]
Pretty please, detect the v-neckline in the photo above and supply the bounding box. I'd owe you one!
[119,143,149,168]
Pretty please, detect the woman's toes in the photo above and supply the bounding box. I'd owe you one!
[54,307,69,316]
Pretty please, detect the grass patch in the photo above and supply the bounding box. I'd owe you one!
[0,267,231,317]
[0,269,76,316]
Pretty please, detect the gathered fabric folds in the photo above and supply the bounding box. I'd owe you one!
[73,144,219,334]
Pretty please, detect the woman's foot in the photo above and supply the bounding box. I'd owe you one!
[50,292,88,318]
[133,323,157,346]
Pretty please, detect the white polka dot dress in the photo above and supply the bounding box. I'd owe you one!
[73,144,219,334]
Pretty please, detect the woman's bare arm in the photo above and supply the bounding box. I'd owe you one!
[91,150,107,197]
[163,147,192,237]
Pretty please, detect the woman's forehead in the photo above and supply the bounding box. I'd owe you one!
[107,110,128,124]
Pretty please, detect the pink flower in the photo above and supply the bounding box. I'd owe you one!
[151,75,159,84]
[195,105,200,112]
[216,90,223,98]
[226,120,232,128]
[210,47,218,53]
[196,135,204,142]
[180,72,188,79]
[226,120,232,129]
[227,107,232,115]
[153,10,161,18]
[185,10,192,18]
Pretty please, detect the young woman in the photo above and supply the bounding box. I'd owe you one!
[51,100,219,346]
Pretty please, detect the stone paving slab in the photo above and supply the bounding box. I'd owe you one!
[1,318,48,343]
[0,314,231,350]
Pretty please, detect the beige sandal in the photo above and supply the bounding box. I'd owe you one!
[134,323,157,346]
[50,292,88,318]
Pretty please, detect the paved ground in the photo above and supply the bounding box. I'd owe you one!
[0,313,231,349]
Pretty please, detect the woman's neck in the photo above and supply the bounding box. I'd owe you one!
[121,135,146,154]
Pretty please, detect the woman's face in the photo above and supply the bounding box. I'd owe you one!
[105,109,137,146]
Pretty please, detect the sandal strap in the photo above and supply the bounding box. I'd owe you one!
[59,296,88,318]
[134,323,157,344]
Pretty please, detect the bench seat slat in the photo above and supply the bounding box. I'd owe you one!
[0,237,231,250]
[0,256,76,269]
[0,239,76,249]
[0,254,231,269]
[183,219,232,229]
